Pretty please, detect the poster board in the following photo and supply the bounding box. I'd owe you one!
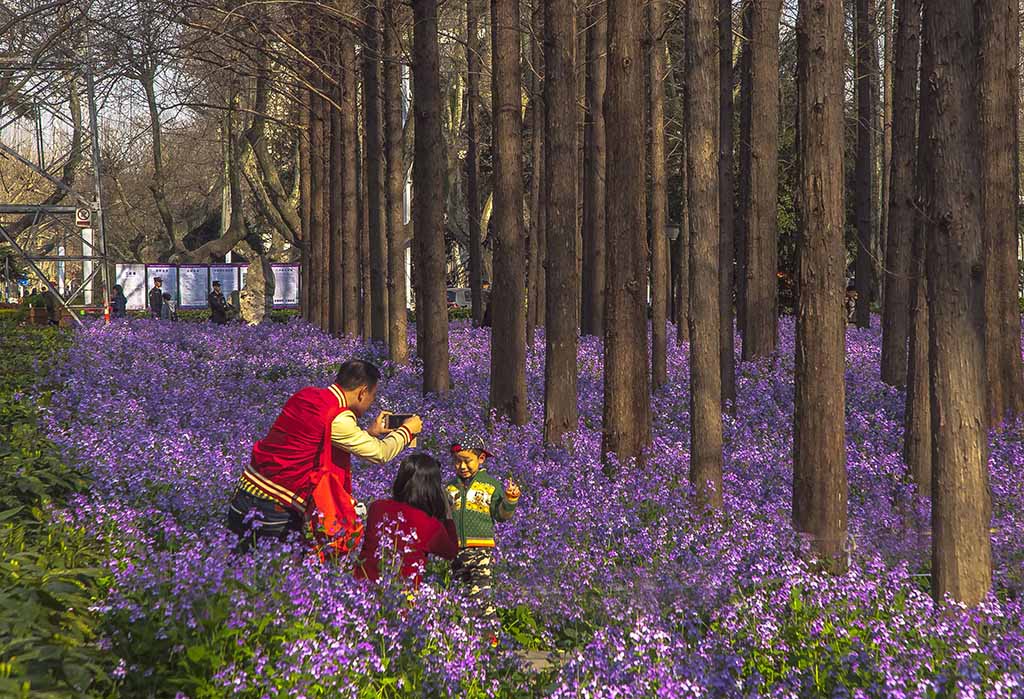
[145,265,179,306]
[272,264,300,308]
[209,265,240,298]
[178,265,210,309]
[238,264,249,292]
[115,264,147,310]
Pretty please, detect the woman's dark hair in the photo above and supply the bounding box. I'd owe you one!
[392,453,448,520]
[336,360,381,390]
[113,284,123,293]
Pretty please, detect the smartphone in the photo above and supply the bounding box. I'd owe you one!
[385,413,414,430]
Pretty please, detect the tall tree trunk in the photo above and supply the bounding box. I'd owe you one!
[490,0,528,425]
[576,2,587,317]
[384,0,408,364]
[670,23,690,343]
[581,0,607,337]
[543,0,578,444]
[309,65,326,330]
[467,0,485,326]
[342,28,361,337]
[880,0,920,387]
[330,34,344,335]
[923,0,992,607]
[527,0,543,343]
[412,0,450,394]
[686,0,723,508]
[718,0,736,408]
[735,4,751,338]
[879,0,894,291]
[364,0,389,343]
[793,0,848,573]
[739,0,781,358]
[602,0,651,467]
[675,164,690,345]
[533,5,547,343]
[981,0,1024,425]
[359,106,372,339]
[300,82,313,322]
[649,0,668,391]
[853,0,875,328]
[904,7,932,497]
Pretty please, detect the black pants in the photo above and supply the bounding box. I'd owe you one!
[227,490,304,554]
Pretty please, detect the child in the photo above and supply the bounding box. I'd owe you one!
[355,454,458,585]
[446,438,520,611]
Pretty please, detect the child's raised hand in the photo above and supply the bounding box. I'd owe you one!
[505,479,521,501]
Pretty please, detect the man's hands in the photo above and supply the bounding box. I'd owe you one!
[505,478,521,501]
[368,412,389,438]
[369,412,423,439]
[401,415,423,436]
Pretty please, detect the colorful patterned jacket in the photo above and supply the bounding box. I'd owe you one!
[445,469,518,548]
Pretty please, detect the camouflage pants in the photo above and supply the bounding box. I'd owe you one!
[452,548,495,617]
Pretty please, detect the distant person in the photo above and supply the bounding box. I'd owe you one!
[111,284,128,319]
[208,280,229,325]
[149,277,164,319]
[160,292,177,321]
[354,454,458,585]
[845,284,858,325]
[44,282,59,326]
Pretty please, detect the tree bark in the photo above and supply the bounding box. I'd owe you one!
[543,0,578,445]
[467,0,485,327]
[980,0,1024,425]
[879,0,894,294]
[922,0,992,607]
[412,0,451,395]
[363,0,389,343]
[489,0,529,425]
[853,0,875,329]
[602,0,651,467]
[904,6,932,498]
[736,4,751,337]
[718,0,736,408]
[342,27,361,337]
[739,0,781,358]
[359,104,372,340]
[330,34,344,335]
[309,61,327,330]
[880,0,920,387]
[384,0,408,364]
[669,24,690,343]
[649,0,668,391]
[582,0,607,338]
[793,0,848,574]
[527,0,543,343]
[300,85,312,322]
[685,0,723,508]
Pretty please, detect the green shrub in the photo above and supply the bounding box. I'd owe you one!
[0,322,111,697]
[0,308,26,323]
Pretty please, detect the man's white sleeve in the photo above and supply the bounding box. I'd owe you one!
[330,412,411,464]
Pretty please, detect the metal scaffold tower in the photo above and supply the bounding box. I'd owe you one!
[0,56,110,327]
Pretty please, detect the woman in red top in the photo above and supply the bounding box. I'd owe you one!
[355,454,458,584]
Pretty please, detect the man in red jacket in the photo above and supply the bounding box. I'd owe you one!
[227,360,422,553]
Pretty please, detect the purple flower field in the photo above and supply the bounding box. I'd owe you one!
[43,318,1024,697]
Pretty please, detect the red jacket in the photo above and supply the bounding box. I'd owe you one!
[241,384,352,513]
[354,500,458,584]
